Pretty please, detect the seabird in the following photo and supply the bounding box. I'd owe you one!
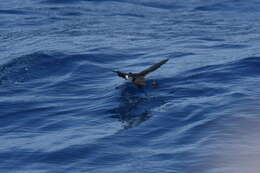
[113,59,169,87]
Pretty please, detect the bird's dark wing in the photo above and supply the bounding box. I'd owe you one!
[112,70,127,79]
[138,59,169,76]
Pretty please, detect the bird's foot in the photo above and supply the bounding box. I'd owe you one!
[151,81,158,88]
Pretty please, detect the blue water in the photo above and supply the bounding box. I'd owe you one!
[1,0,260,172]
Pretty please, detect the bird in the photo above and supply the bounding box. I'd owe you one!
[112,59,169,87]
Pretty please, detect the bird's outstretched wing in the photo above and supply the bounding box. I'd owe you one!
[138,59,169,76]
[112,70,127,79]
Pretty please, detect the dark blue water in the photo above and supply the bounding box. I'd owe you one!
[1,0,260,172]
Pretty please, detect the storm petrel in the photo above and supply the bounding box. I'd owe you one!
[113,59,169,87]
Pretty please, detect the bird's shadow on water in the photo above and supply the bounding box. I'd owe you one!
[109,81,166,130]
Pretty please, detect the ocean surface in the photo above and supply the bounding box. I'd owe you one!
[1,0,260,172]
